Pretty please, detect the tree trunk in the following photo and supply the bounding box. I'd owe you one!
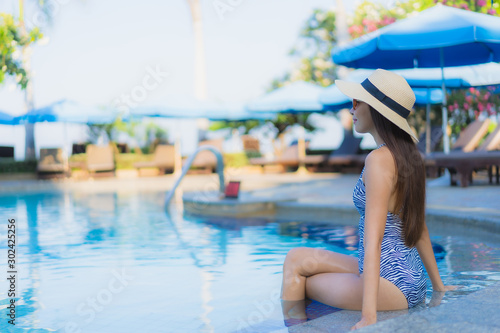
[19,0,36,160]
[186,0,208,100]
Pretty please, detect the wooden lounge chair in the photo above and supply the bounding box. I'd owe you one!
[37,148,69,179]
[417,126,443,154]
[86,144,115,177]
[324,133,365,172]
[186,139,224,173]
[249,141,324,172]
[72,143,86,155]
[241,135,260,153]
[0,146,15,158]
[477,126,500,152]
[426,120,499,187]
[133,144,175,175]
[418,127,444,178]
[450,119,491,152]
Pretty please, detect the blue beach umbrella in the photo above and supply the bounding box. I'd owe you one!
[18,99,117,124]
[332,4,500,153]
[0,110,19,125]
[15,100,118,158]
[332,5,500,69]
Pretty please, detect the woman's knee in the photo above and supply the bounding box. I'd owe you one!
[283,247,308,270]
[284,247,323,275]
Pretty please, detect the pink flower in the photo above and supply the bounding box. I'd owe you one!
[463,103,470,110]
[478,103,484,112]
[488,9,496,15]
[465,95,473,103]
[478,0,486,6]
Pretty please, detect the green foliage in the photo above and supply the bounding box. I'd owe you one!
[115,153,151,170]
[349,1,499,39]
[68,153,152,170]
[208,120,264,134]
[447,86,500,134]
[271,113,315,136]
[0,159,37,173]
[272,9,337,89]
[223,152,249,168]
[0,13,42,89]
[87,117,141,144]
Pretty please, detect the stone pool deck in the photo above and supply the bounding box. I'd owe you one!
[1,171,499,332]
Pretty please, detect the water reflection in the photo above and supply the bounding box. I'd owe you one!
[281,299,341,327]
[278,221,359,252]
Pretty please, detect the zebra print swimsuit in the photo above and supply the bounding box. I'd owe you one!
[353,148,426,308]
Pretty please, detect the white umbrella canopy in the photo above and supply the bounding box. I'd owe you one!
[246,81,326,173]
[246,81,325,113]
[131,96,274,121]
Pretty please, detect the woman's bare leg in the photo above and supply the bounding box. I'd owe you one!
[281,247,359,301]
[305,273,408,311]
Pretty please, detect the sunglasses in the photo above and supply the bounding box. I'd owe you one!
[352,99,363,110]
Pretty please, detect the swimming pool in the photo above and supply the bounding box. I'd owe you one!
[0,190,499,333]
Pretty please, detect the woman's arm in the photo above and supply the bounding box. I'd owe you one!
[416,223,454,291]
[353,150,395,328]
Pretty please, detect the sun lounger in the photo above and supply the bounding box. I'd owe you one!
[427,150,500,187]
[477,126,500,152]
[426,121,499,186]
[417,126,443,154]
[418,127,444,177]
[450,119,491,152]
[0,146,14,159]
[133,144,175,174]
[37,148,69,179]
[241,135,260,153]
[86,144,115,177]
[249,142,323,172]
[326,134,365,172]
[186,139,224,173]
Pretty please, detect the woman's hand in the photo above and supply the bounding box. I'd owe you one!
[351,316,377,330]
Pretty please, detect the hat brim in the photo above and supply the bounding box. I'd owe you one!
[336,80,419,142]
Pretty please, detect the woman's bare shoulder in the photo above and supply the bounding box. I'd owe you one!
[365,146,395,172]
[363,147,396,188]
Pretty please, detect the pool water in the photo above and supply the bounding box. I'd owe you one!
[0,191,499,333]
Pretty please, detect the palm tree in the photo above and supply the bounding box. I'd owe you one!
[185,0,208,100]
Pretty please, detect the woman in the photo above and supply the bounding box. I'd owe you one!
[281,69,455,330]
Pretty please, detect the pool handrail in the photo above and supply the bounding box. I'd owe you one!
[165,145,225,206]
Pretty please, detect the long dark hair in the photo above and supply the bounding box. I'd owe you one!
[369,107,426,247]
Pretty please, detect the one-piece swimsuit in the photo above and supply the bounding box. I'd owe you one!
[353,144,426,308]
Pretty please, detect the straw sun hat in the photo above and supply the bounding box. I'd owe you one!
[336,69,418,142]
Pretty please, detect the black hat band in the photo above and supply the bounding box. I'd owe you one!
[361,79,410,119]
